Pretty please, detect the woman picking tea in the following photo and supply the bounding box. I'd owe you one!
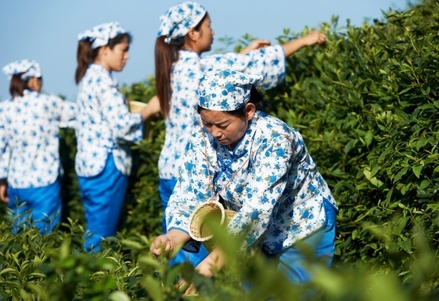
[150,69,338,286]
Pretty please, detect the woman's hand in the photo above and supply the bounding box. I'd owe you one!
[150,234,177,257]
[178,278,198,296]
[301,29,327,46]
[282,29,327,57]
[177,248,226,295]
[140,95,161,120]
[150,232,199,295]
[195,247,225,278]
[239,39,271,54]
[150,229,190,258]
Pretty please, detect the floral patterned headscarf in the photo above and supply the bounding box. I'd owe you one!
[2,59,42,80]
[78,21,127,49]
[197,69,263,111]
[157,2,207,43]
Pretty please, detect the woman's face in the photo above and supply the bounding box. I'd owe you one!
[192,14,214,54]
[199,103,255,149]
[98,39,130,72]
[28,77,42,93]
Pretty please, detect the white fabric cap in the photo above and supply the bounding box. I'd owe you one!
[2,59,42,80]
[157,2,207,43]
[198,69,263,111]
[78,21,127,49]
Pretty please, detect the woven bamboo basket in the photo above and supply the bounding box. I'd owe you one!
[188,200,236,252]
[129,100,147,113]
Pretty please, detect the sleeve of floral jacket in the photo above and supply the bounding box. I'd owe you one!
[165,126,219,235]
[201,45,286,90]
[58,99,77,129]
[98,76,143,143]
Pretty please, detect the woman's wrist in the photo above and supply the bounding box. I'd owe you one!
[165,229,191,245]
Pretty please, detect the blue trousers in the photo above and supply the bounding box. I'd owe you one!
[78,154,128,253]
[159,178,208,267]
[272,200,337,283]
[7,179,62,234]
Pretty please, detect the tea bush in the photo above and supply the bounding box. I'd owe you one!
[0,0,438,300]
[264,0,439,283]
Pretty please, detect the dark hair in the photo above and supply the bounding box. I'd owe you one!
[155,13,208,117]
[75,33,132,84]
[197,85,270,116]
[8,74,38,98]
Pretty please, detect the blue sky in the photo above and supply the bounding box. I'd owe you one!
[0,0,410,100]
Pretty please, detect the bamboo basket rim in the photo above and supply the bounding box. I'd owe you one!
[129,100,147,113]
[189,200,224,242]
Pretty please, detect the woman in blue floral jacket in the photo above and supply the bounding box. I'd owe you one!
[151,69,338,287]
[74,21,157,252]
[0,59,76,234]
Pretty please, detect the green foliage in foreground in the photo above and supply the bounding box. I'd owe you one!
[0,0,438,300]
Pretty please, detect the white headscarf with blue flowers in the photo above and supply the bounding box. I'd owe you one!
[78,21,127,49]
[2,59,42,81]
[197,69,263,111]
[157,1,207,43]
